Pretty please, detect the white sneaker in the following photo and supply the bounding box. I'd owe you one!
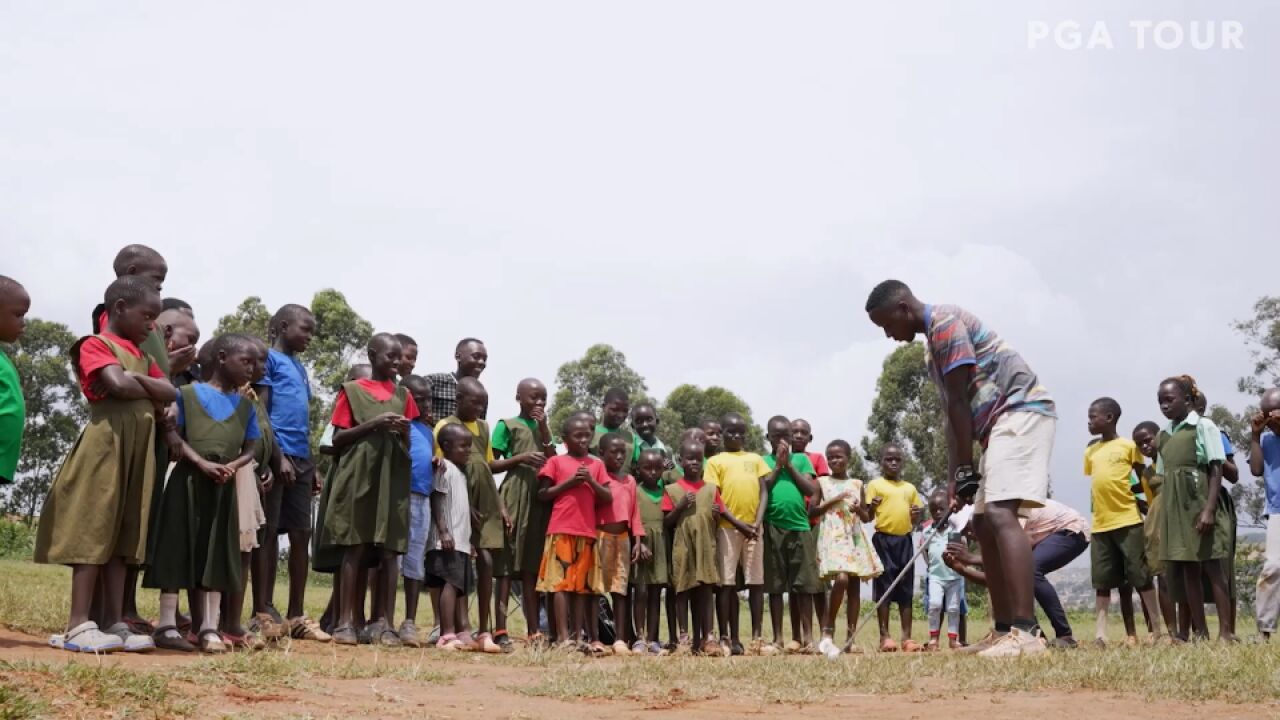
[105,622,156,653]
[818,637,840,660]
[978,628,1046,658]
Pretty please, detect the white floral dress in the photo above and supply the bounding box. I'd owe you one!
[817,477,883,580]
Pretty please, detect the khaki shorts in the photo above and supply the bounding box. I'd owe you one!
[716,527,764,586]
[590,529,631,595]
[975,411,1054,515]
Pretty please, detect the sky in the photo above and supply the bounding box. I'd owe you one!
[3,1,1278,522]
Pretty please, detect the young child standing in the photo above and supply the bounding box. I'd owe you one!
[592,387,639,477]
[704,412,771,655]
[594,432,650,655]
[326,334,418,646]
[1250,388,1280,639]
[35,277,175,653]
[537,414,613,652]
[492,378,555,648]
[664,439,732,656]
[145,334,260,653]
[812,439,882,657]
[0,276,30,486]
[789,417,829,649]
[631,403,671,465]
[1086,397,1163,646]
[630,448,670,655]
[428,424,477,651]
[1133,420,1180,637]
[922,490,963,651]
[398,374,435,648]
[255,304,329,643]
[434,377,507,654]
[761,415,821,654]
[866,443,924,653]
[1155,375,1233,641]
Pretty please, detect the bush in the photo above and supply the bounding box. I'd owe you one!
[0,518,35,560]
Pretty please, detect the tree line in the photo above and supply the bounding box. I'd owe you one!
[5,293,1278,532]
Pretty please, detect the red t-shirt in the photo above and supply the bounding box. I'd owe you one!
[539,454,611,538]
[661,476,725,513]
[76,333,165,401]
[330,379,420,429]
[597,473,645,537]
[806,451,830,477]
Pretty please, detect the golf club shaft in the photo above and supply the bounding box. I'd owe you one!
[846,507,952,649]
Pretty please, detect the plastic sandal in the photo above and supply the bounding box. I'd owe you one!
[104,622,155,653]
[62,622,124,654]
[332,625,359,646]
[198,629,227,654]
[152,625,196,652]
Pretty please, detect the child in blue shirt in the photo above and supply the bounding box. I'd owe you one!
[400,374,437,647]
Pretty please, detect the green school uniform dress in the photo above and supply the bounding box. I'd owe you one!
[631,484,669,586]
[495,416,550,577]
[1141,466,1166,576]
[1157,419,1230,564]
[0,349,24,484]
[252,390,276,482]
[143,384,250,592]
[311,448,344,573]
[323,382,411,553]
[667,480,721,593]
[439,415,505,556]
[34,335,158,566]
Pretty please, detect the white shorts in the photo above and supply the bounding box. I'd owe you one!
[401,492,431,581]
[716,527,764,586]
[974,411,1054,515]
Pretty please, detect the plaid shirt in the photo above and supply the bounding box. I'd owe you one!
[427,371,459,421]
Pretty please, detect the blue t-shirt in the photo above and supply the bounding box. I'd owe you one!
[176,383,260,442]
[408,421,435,496]
[1261,430,1280,516]
[261,349,311,458]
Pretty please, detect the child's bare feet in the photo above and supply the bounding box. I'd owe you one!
[901,639,923,653]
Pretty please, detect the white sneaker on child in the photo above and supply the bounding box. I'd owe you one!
[818,637,840,660]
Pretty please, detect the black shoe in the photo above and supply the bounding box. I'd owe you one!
[730,639,745,656]
[496,633,515,653]
[1050,637,1078,649]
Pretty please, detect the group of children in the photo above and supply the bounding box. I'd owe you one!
[0,246,1267,658]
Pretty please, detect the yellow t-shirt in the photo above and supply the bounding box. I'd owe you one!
[433,418,495,463]
[1083,437,1144,533]
[865,477,920,536]
[704,451,771,529]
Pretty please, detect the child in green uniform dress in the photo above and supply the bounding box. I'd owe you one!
[0,276,29,486]
[36,276,175,654]
[665,439,740,656]
[435,377,508,653]
[1132,420,1180,638]
[630,449,670,655]
[146,334,260,653]
[327,334,418,646]
[1155,375,1233,641]
[592,387,640,477]
[491,378,555,649]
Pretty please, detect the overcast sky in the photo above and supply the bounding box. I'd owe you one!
[3,1,1277,520]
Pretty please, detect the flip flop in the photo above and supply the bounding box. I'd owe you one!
[588,641,610,657]
[879,637,899,653]
[901,639,924,653]
[152,625,196,652]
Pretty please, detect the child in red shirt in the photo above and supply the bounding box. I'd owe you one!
[34,276,176,654]
[593,432,651,655]
[537,413,612,652]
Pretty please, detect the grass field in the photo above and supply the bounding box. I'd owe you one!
[1,559,1277,719]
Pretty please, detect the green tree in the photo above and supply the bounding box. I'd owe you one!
[660,384,765,452]
[213,296,271,340]
[548,344,648,439]
[2,320,86,524]
[858,343,948,492]
[1234,295,1280,396]
[215,290,374,450]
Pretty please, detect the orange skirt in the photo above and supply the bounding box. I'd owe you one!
[536,534,601,594]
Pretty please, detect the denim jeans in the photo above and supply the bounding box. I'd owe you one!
[1033,530,1088,638]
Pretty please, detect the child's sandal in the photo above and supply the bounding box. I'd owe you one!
[588,641,610,657]
[198,629,227,654]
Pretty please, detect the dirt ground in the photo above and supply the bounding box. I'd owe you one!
[1,628,1274,720]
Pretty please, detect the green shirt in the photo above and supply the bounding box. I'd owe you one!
[0,350,23,482]
[592,424,641,464]
[1154,412,1226,475]
[763,452,815,531]
[492,416,537,457]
